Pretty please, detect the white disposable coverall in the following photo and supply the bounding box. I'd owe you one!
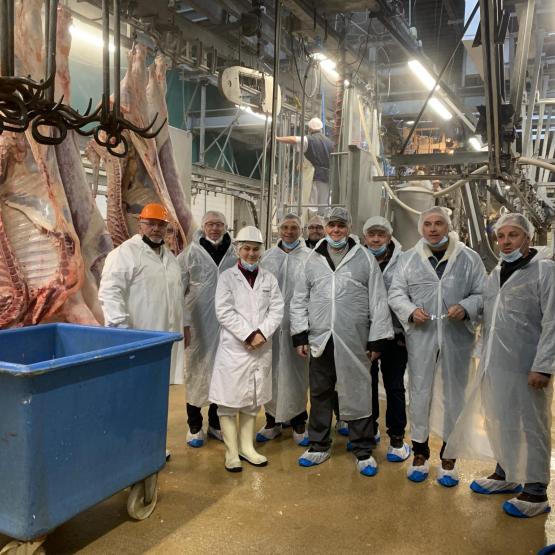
[290,241,394,420]
[178,231,236,406]
[260,240,310,421]
[388,233,486,442]
[209,265,284,408]
[98,234,184,384]
[445,248,555,483]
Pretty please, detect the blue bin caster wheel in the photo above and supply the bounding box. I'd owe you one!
[127,473,158,520]
[0,538,46,554]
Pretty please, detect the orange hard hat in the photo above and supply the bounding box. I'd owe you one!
[139,203,170,222]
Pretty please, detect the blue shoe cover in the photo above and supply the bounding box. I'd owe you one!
[298,449,330,467]
[407,459,429,482]
[502,498,551,518]
[336,420,349,436]
[357,457,378,477]
[470,478,523,495]
[346,441,353,452]
[387,443,410,462]
[187,438,204,448]
[256,433,270,442]
[438,475,459,488]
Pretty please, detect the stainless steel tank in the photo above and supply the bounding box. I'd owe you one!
[389,186,435,249]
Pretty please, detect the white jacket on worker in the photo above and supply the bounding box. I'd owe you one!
[445,247,555,483]
[388,232,486,443]
[260,240,310,421]
[290,239,394,421]
[209,265,284,408]
[98,234,184,385]
[178,230,236,407]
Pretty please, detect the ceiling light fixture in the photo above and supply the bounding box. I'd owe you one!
[428,98,453,120]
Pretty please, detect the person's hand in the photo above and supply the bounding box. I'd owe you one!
[368,351,380,362]
[296,345,309,358]
[447,304,466,321]
[411,308,431,325]
[249,332,266,350]
[183,326,191,349]
[528,372,551,390]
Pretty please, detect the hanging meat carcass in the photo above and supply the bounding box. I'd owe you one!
[54,6,113,323]
[87,44,193,254]
[146,53,194,242]
[0,0,98,327]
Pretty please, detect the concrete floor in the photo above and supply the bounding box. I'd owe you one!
[2,385,555,554]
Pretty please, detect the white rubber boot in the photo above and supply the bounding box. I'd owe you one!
[238,413,268,467]
[219,415,242,473]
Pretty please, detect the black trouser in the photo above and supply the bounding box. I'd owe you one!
[186,403,220,433]
[265,411,308,434]
[412,439,454,463]
[308,338,374,460]
[371,336,408,439]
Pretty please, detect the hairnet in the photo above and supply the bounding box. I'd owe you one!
[493,213,535,240]
[307,215,325,227]
[363,216,393,235]
[279,212,302,228]
[308,117,323,131]
[201,210,227,227]
[418,206,452,236]
[325,207,352,226]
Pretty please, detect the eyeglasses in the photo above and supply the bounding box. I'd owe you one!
[204,222,225,228]
[139,220,168,228]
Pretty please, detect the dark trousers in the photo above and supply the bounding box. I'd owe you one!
[371,336,408,438]
[412,439,454,463]
[495,464,546,497]
[308,338,374,460]
[186,402,220,433]
[266,411,308,433]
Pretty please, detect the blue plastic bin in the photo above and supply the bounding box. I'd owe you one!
[0,323,182,542]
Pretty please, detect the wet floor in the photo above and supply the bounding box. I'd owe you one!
[2,385,554,554]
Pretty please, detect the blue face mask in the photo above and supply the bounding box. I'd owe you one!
[240,260,258,272]
[282,239,300,250]
[325,235,348,249]
[500,249,523,263]
[368,244,387,257]
[424,235,449,248]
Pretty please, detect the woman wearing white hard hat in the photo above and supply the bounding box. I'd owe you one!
[445,213,555,519]
[209,226,284,472]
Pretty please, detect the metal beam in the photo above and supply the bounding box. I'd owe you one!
[390,151,490,166]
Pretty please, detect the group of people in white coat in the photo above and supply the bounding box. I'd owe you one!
[97,201,555,521]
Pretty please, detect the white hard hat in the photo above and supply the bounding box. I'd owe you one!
[363,216,393,235]
[234,225,264,244]
[308,117,323,131]
[493,213,535,240]
[417,206,452,236]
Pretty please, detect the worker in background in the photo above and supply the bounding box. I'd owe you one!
[363,216,410,463]
[445,213,555,519]
[209,226,284,472]
[290,207,393,476]
[388,206,486,486]
[98,203,184,460]
[257,213,311,446]
[305,215,325,248]
[276,117,334,214]
[178,211,237,448]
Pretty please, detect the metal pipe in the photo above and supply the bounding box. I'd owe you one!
[518,156,555,174]
[45,0,58,103]
[399,1,479,155]
[0,0,8,76]
[296,77,307,217]
[113,0,121,117]
[7,0,13,76]
[102,0,110,116]
[265,0,282,247]
[258,115,270,225]
[198,82,207,165]
[433,165,489,197]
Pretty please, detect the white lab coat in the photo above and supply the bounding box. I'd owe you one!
[445,248,555,483]
[388,232,486,442]
[178,231,236,406]
[98,234,184,384]
[290,239,394,420]
[260,240,310,421]
[209,265,284,408]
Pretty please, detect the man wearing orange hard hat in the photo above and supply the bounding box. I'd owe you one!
[99,203,185,459]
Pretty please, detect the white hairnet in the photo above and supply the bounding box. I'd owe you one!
[417,206,452,236]
[307,215,325,227]
[279,212,302,227]
[201,210,227,227]
[363,216,393,235]
[308,117,323,131]
[493,213,535,240]
[325,207,352,226]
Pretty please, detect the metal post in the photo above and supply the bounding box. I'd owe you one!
[101,0,110,116]
[113,0,121,117]
[258,115,270,228]
[198,81,207,165]
[296,78,307,217]
[45,0,58,103]
[0,0,8,76]
[265,0,282,247]
[7,0,13,76]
